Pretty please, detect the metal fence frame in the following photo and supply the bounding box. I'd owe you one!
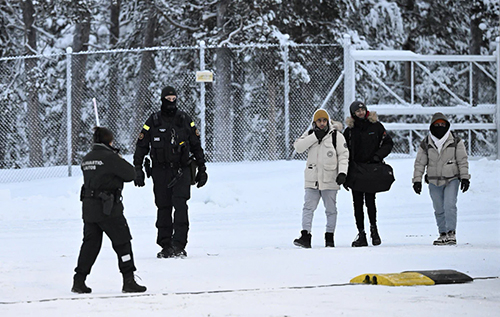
[343,35,500,158]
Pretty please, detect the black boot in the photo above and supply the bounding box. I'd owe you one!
[122,274,147,293]
[157,246,174,258]
[351,231,368,247]
[172,245,188,258]
[370,225,381,246]
[71,273,91,294]
[293,230,312,248]
[325,232,334,247]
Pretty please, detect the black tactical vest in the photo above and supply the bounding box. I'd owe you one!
[149,111,191,167]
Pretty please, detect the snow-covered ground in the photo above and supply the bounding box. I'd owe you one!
[1,158,499,316]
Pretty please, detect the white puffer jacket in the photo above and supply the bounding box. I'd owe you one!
[294,121,349,190]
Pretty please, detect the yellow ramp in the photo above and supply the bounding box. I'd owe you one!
[350,272,435,286]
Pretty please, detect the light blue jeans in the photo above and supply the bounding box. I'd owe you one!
[428,179,459,233]
[302,188,338,233]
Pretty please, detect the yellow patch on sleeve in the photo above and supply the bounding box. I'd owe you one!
[143,124,150,131]
[190,121,195,127]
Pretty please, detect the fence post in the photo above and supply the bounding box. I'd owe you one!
[283,43,290,159]
[343,34,355,120]
[497,37,500,159]
[66,47,72,177]
[199,40,206,150]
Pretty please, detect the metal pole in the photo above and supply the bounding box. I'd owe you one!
[468,129,472,156]
[66,47,72,177]
[283,43,290,159]
[411,61,414,105]
[199,40,206,150]
[409,131,413,156]
[496,37,500,158]
[343,34,354,119]
[469,62,473,106]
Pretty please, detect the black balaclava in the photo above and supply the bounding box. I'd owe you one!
[349,100,367,119]
[161,86,177,117]
[429,112,450,139]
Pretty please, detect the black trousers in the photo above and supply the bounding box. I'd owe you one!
[75,215,135,277]
[152,166,191,250]
[351,190,377,232]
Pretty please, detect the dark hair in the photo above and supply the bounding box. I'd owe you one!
[93,127,114,145]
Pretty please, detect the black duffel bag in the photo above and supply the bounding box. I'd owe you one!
[345,161,395,193]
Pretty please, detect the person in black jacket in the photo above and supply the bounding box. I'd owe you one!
[133,86,207,259]
[343,101,393,247]
[72,127,146,294]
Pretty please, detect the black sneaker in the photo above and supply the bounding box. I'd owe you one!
[157,246,174,258]
[370,225,381,246]
[325,232,334,247]
[351,231,368,247]
[293,230,312,248]
[122,275,147,293]
[172,246,188,258]
[71,274,92,294]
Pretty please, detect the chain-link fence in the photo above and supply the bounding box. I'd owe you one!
[0,44,344,183]
[1,42,498,183]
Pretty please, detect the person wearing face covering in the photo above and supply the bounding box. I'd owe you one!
[133,86,207,258]
[412,112,470,246]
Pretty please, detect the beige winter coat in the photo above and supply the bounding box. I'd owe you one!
[294,121,349,190]
[413,133,470,187]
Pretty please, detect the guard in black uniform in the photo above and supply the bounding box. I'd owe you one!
[72,127,146,294]
[133,86,208,258]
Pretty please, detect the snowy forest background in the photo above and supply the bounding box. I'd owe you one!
[0,0,499,180]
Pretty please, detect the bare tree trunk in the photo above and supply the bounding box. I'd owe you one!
[134,1,156,136]
[403,34,415,103]
[470,0,483,106]
[267,69,278,160]
[232,59,244,161]
[108,0,120,139]
[71,6,91,164]
[22,0,42,167]
[213,0,233,162]
[401,0,415,103]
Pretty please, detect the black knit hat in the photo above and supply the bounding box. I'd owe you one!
[161,86,177,99]
[93,127,114,145]
[349,100,367,116]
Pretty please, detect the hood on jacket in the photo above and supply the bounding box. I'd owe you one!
[429,112,450,139]
[346,111,378,128]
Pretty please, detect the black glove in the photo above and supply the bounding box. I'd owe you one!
[336,173,346,185]
[413,182,422,195]
[343,184,349,191]
[460,179,470,193]
[371,155,381,163]
[134,166,145,187]
[195,165,208,188]
[313,127,327,141]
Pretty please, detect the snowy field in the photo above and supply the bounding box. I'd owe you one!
[0,158,499,316]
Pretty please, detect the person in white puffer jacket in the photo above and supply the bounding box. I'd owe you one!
[293,109,349,248]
